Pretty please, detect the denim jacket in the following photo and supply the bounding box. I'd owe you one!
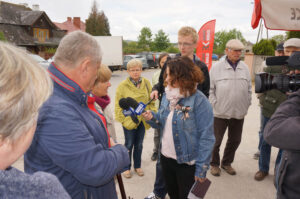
[147,90,215,178]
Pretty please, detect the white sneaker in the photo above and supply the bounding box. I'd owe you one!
[144,192,161,199]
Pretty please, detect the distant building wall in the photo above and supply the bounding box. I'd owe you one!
[244,53,271,81]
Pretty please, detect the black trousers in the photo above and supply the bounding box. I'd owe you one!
[160,154,195,199]
[210,117,244,167]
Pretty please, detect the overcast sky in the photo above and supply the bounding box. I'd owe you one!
[6,0,285,43]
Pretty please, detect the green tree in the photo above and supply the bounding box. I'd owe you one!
[85,1,111,36]
[213,29,246,55]
[286,31,300,39]
[166,45,180,53]
[153,29,170,51]
[271,34,285,44]
[123,41,140,54]
[137,27,152,51]
[0,31,6,41]
[102,14,111,36]
[252,39,276,56]
[123,40,128,49]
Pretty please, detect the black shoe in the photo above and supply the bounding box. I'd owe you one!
[151,152,158,161]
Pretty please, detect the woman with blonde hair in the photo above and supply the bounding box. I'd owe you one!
[90,64,116,141]
[115,59,157,178]
[0,42,70,198]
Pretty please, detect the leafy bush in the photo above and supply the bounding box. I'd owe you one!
[286,31,300,39]
[0,31,6,41]
[45,47,56,54]
[252,39,275,56]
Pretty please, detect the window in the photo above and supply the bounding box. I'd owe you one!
[33,28,49,42]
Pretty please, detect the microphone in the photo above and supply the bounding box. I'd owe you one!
[126,97,139,109]
[118,98,139,124]
[126,97,153,115]
[119,98,134,116]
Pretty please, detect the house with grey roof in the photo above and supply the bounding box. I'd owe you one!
[0,1,65,58]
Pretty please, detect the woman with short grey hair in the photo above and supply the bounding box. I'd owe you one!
[0,41,70,199]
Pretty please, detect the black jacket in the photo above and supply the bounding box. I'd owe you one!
[264,89,300,199]
[152,54,210,101]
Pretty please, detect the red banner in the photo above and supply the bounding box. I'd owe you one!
[196,19,216,71]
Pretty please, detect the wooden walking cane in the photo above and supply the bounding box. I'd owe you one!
[116,174,127,199]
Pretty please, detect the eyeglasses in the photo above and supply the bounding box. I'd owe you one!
[228,49,243,53]
[178,42,194,47]
[128,69,142,72]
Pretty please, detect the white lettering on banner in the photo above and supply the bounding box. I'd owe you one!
[205,53,209,65]
[206,30,211,41]
[202,41,210,47]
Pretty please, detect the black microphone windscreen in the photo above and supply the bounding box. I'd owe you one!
[126,97,139,109]
[266,56,289,66]
[119,98,129,109]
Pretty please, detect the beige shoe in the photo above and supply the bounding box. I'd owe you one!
[221,165,236,175]
[123,170,131,178]
[134,168,144,176]
[210,166,221,176]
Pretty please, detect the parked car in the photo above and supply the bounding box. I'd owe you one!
[123,55,148,70]
[154,52,165,67]
[212,54,219,60]
[29,54,49,69]
[137,52,157,68]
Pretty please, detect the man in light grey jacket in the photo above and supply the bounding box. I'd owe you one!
[209,39,252,176]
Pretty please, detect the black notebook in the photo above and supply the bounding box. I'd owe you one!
[188,178,211,199]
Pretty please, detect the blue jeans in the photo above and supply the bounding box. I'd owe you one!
[153,154,167,198]
[258,108,264,151]
[123,122,145,170]
[259,114,282,172]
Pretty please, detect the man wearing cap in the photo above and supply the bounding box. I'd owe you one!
[283,38,300,57]
[275,43,285,56]
[264,52,300,199]
[254,43,287,181]
[254,40,300,181]
[209,39,251,176]
[253,42,284,161]
[284,38,300,76]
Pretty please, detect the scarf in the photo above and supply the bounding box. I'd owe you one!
[87,96,111,147]
[95,95,111,110]
[165,86,184,111]
[129,77,142,87]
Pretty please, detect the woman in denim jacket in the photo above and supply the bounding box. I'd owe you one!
[142,56,215,199]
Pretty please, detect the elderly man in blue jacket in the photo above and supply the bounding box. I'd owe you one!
[25,31,130,199]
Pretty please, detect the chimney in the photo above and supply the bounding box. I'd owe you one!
[73,17,81,28]
[32,4,40,11]
[19,3,28,7]
[67,17,71,22]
